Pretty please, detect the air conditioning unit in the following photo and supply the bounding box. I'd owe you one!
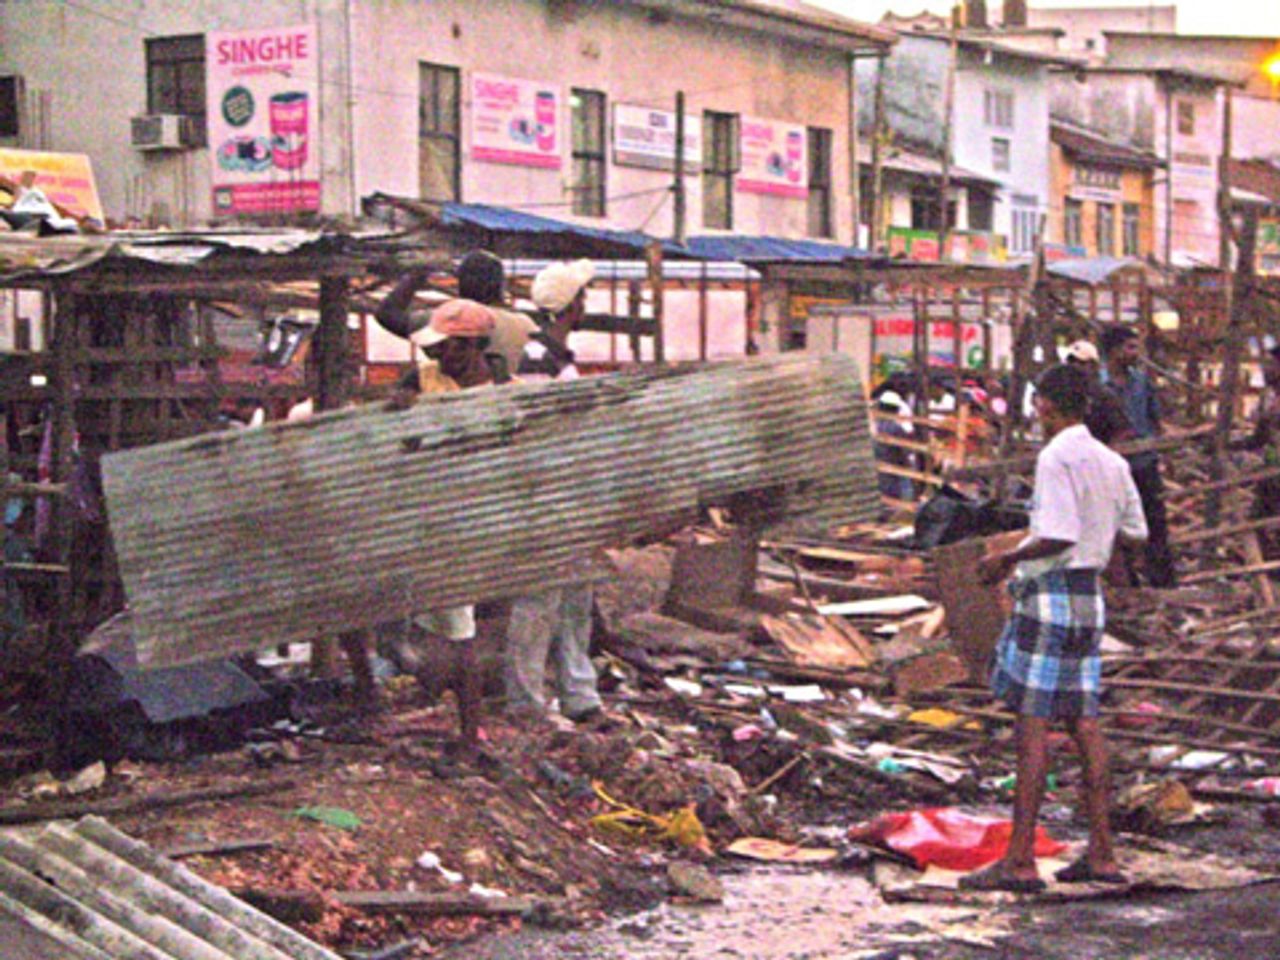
[131,114,201,151]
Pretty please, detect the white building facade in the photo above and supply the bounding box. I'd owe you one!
[0,0,891,245]
[857,32,1055,257]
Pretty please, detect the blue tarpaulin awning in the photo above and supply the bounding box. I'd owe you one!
[686,234,871,264]
[439,202,691,258]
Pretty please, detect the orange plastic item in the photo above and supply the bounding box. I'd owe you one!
[848,807,1067,871]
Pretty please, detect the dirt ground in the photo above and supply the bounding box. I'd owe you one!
[0,671,1269,960]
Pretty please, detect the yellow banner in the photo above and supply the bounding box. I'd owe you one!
[0,148,104,223]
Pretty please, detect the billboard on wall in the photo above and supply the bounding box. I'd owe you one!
[207,25,321,216]
[1261,218,1280,277]
[470,73,562,169]
[613,104,701,173]
[946,230,1007,264]
[737,116,807,198]
[886,227,941,262]
[0,148,103,222]
[873,315,986,373]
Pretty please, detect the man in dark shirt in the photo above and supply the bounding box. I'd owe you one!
[1099,326,1176,587]
[1064,339,1134,447]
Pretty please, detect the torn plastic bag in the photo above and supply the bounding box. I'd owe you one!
[847,807,1066,871]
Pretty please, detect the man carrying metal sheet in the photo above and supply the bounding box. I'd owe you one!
[374,253,534,741]
[503,259,609,728]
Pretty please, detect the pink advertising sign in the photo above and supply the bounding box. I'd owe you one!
[737,117,807,199]
[470,73,562,170]
[207,25,321,216]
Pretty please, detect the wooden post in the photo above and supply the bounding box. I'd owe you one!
[609,264,618,364]
[627,281,642,361]
[311,276,352,679]
[1205,207,1258,538]
[951,286,963,373]
[938,6,958,252]
[673,91,687,246]
[47,289,79,743]
[698,260,709,362]
[646,241,666,364]
[315,277,352,412]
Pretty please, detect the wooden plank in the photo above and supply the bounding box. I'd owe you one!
[1243,531,1278,608]
[939,702,1280,757]
[1181,559,1280,584]
[931,531,1023,679]
[1169,514,1280,547]
[947,424,1215,481]
[333,890,540,917]
[0,779,295,826]
[1106,677,1280,704]
[1168,463,1280,502]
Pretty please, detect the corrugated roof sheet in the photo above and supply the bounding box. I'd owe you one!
[102,353,881,669]
[1050,121,1163,170]
[0,816,340,960]
[0,227,403,283]
[854,143,999,187]
[686,235,870,263]
[1047,256,1146,285]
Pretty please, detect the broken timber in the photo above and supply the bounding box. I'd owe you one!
[102,354,880,668]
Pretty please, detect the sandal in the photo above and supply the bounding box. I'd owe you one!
[1054,859,1127,885]
[958,863,1047,894]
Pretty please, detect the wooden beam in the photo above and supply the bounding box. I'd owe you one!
[1181,559,1280,584]
[1170,514,1280,547]
[947,424,1215,481]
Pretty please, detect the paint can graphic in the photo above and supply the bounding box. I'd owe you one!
[270,92,309,171]
[535,91,556,153]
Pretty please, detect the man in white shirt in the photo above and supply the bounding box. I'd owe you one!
[962,363,1147,894]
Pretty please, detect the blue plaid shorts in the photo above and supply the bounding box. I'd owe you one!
[991,568,1104,719]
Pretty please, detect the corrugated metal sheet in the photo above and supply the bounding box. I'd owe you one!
[102,353,880,669]
[685,235,870,263]
[0,816,340,960]
[0,227,402,283]
[1047,256,1146,286]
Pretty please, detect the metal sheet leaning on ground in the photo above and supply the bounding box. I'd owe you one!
[102,352,880,669]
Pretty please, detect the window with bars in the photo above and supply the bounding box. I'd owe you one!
[703,111,738,230]
[968,189,994,232]
[806,127,832,239]
[145,35,206,145]
[419,62,460,202]
[1123,202,1141,256]
[1176,100,1196,136]
[1096,202,1116,256]
[983,89,1014,129]
[992,137,1011,172]
[1064,198,1083,247]
[571,88,606,217]
[1011,208,1038,254]
[0,76,21,139]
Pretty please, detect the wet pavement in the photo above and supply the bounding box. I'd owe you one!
[438,865,1280,960]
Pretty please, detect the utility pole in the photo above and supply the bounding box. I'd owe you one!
[939,4,959,254]
[1206,87,1241,538]
[1206,206,1258,537]
[870,55,886,251]
[1164,83,1174,267]
[673,91,687,246]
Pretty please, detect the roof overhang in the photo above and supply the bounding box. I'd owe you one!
[627,0,897,55]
